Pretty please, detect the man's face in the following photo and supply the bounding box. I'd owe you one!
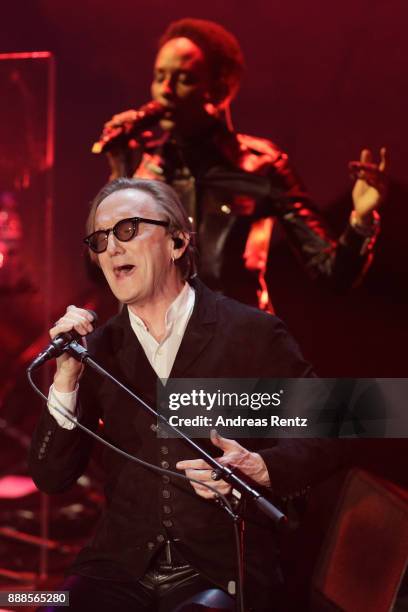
[151,37,212,134]
[95,189,174,308]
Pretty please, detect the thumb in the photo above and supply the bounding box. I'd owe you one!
[210,429,240,452]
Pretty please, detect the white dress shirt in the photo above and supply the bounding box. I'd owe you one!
[48,284,195,429]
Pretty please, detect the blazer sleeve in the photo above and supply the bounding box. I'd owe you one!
[28,369,101,494]
[255,313,352,498]
[258,438,353,499]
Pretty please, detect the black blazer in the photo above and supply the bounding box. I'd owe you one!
[29,280,349,596]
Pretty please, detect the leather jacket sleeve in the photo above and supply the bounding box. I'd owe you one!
[269,151,377,291]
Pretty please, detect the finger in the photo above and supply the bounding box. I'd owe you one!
[184,468,214,482]
[216,482,232,496]
[50,322,89,340]
[104,120,121,130]
[51,316,88,335]
[190,483,216,499]
[107,111,134,126]
[215,453,241,468]
[379,147,387,172]
[176,459,211,471]
[210,429,241,453]
[62,313,94,333]
[50,311,94,339]
[191,481,219,493]
[66,305,95,322]
[69,321,94,335]
[191,480,231,498]
[360,148,372,164]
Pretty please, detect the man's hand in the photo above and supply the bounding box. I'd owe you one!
[349,147,387,223]
[51,306,95,393]
[176,430,271,500]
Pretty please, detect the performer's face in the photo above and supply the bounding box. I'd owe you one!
[151,37,212,134]
[94,189,176,307]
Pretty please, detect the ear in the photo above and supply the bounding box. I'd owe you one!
[173,236,184,249]
[172,231,189,260]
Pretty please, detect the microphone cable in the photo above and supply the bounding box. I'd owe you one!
[27,367,245,611]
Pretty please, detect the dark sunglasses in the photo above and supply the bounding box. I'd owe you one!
[84,216,170,254]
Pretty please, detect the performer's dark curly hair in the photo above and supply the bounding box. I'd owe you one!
[158,18,245,106]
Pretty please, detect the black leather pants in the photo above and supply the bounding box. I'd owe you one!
[38,540,234,611]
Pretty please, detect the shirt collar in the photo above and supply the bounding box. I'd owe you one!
[127,283,194,333]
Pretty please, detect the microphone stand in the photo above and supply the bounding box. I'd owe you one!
[65,340,287,612]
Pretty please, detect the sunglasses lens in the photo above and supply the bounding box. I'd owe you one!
[86,219,139,253]
[88,231,107,253]
[115,218,138,241]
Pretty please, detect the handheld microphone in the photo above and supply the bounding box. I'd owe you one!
[28,310,98,371]
[92,101,165,154]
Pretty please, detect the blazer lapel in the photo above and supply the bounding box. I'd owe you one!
[112,308,157,403]
[170,279,217,377]
[109,279,218,389]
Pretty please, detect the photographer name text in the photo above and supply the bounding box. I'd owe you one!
[167,415,308,428]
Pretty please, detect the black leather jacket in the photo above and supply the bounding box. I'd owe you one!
[113,120,377,310]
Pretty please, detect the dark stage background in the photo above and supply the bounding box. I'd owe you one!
[1,0,408,377]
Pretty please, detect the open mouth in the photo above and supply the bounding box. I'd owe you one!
[113,264,135,278]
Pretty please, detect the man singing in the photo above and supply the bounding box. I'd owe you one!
[30,178,349,611]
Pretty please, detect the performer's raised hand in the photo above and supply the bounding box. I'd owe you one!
[349,147,387,223]
[103,109,139,132]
